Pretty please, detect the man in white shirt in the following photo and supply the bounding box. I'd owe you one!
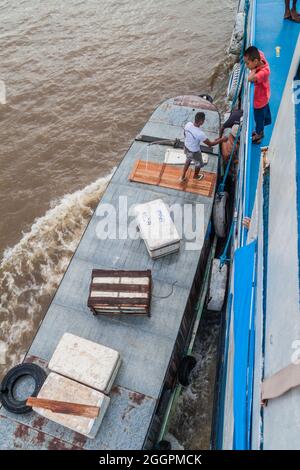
[180,112,227,182]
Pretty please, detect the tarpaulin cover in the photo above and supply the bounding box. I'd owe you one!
[233,240,256,449]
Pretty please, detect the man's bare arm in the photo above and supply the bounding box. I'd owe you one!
[203,136,228,147]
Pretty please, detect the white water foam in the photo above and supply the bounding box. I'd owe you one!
[169,318,220,449]
[0,169,115,378]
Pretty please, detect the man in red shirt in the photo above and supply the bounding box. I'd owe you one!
[244,46,271,144]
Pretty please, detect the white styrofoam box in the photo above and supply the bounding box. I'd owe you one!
[164,148,186,164]
[145,242,180,259]
[134,199,181,254]
[164,148,209,165]
[49,333,121,394]
[33,373,110,438]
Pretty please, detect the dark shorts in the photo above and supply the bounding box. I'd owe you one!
[184,147,204,169]
[254,103,272,134]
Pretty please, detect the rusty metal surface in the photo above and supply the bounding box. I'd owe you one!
[0,354,155,449]
[0,384,156,450]
[24,355,49,371]
[0,416,83,450]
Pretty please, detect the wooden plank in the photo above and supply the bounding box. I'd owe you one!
[93,307,148,312]
[93,277,150,285]
[128,159,140,182]
[90,291,148,299]
[160,164,185,190]
[88,297,149,306]
[129,160,216,197]
[160,166,191,191]
[129,160,161,186]
[93,312,149,317]
[91,269,151,278]
[185,172,217,197]
[129,160,163,185]
[26,397,100,419]
[90,283,150,293]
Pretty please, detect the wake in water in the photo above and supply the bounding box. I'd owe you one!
[0,170,114,379]
[169,312,221,449]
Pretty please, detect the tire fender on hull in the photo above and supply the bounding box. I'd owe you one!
[207,259,228,312]
[178,356,197,387]
[227,62,242,101]
[213,191,229,238]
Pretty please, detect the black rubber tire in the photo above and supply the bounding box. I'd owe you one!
[178,355,197,387]
[154,440,172,450]
[198,93,214,104]
[227,62,242,101]
[0,363,47,414]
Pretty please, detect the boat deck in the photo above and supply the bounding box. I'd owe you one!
[0,96,219,449]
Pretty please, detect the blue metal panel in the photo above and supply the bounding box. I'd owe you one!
[233,240,256,450]
[295,70,300,298]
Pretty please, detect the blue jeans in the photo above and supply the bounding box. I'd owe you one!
[254,103,272,135]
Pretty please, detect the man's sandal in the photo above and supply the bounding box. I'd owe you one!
[193,173,205,181]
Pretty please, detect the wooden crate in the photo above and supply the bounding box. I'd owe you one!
[88,269,152,317]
